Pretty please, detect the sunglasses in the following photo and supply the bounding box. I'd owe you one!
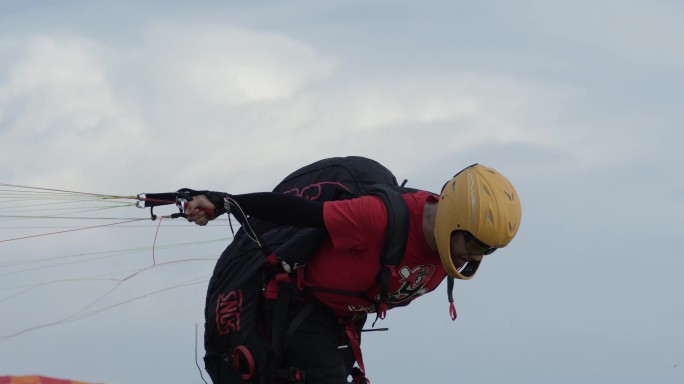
[461,231,497,255]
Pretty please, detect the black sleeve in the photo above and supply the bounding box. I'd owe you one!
[228,192,326,228]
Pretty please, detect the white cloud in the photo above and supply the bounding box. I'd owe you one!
[0,21,646,196]
[143,24,337,106]
[0,25,338,192]
[1,36,117,134]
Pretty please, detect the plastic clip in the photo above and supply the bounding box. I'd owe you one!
[283,367,304,383]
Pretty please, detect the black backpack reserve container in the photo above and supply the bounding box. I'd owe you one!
[203,156,416,383]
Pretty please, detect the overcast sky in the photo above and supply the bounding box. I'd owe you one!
[1,1,683,383]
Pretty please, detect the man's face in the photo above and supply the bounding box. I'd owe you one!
[449,231,485,269]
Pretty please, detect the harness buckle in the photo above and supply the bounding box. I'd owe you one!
[283,366,305,383]
[351,367,370,384]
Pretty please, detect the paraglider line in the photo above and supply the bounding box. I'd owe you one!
[0,218,147,243]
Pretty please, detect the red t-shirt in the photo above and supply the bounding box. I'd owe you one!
[303,191,447,317]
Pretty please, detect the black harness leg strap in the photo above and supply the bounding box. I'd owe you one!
[282,302,314,356]
[269,273,293,369]
[344,320,365,373]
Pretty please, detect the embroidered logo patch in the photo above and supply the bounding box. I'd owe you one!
[282,181,351,200]
[216,290,243,335]
[386,264,435,304]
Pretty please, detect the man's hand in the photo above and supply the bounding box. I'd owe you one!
[184,195,217,226]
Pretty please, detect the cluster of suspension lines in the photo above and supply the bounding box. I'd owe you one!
[0,183,229,342]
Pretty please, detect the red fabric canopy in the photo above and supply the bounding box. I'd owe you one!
[0,376,100,384]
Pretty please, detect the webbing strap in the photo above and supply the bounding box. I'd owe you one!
[369,185,410,267]
[344,320,366,374]
[305,285,369,298]
[368,185,410,322]
[271,277,294,360]
[276,366,348,382]
[377,268,390,318]
[276,366,306,383]
[447,277,457,320]
[283,302,314,356]
[351,367,371,384]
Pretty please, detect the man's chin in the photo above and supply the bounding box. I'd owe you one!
[451,258,465,269]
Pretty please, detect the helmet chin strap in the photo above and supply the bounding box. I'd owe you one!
[440,245,481,279]
[458,260,480,279]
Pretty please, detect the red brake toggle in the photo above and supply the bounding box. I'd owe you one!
[449,302,457,321]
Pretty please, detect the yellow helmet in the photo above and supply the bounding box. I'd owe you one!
[434,164,522,279]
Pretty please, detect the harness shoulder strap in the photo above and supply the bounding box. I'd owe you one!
[369,184,410,267]
[368,185,410,318]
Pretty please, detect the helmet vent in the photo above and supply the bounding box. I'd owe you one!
[487,211,494,223]
[482,185,491,196]
[504,191,513,201]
